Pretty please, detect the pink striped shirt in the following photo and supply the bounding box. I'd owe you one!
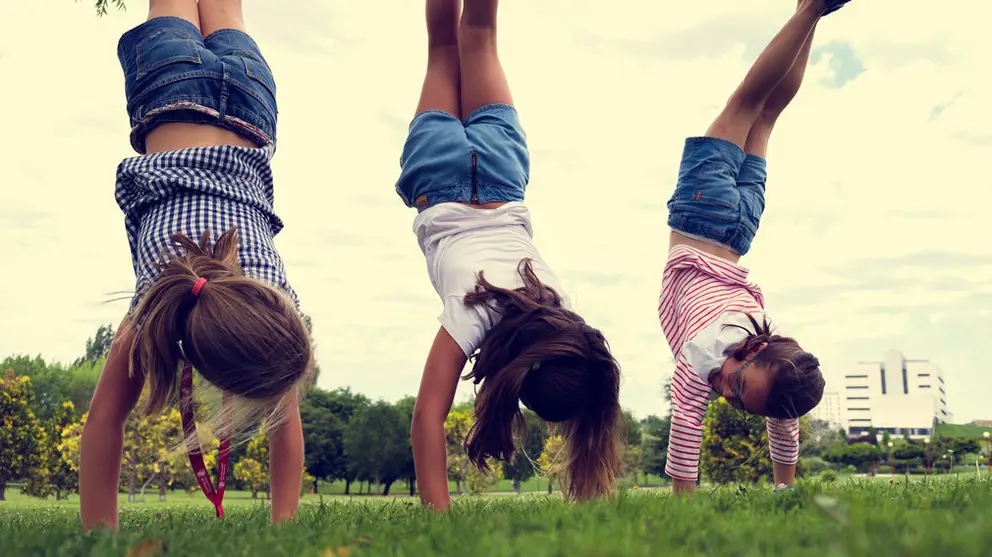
[659,244,799,482]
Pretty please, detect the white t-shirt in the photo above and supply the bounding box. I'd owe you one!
[681,310,770,400]
[413,202,567,357]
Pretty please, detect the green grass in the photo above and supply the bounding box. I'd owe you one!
[2,477,992,556]
[934,423,992,439]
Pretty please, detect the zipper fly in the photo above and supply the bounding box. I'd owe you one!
[470,150,479,204]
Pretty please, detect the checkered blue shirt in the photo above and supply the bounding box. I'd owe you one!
[115,145,300,312]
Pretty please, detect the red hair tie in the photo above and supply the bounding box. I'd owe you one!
[192,277,208,297]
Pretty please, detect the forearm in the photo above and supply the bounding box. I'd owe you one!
[269,395,304,524]
[411,415,451,511]
[773,461,796,487]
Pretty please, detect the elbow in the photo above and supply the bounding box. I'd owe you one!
[410,400,445,439]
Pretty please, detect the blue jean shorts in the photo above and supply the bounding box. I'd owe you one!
[396,104,529,210]
[666,136,768,256]
[117,17,278,154]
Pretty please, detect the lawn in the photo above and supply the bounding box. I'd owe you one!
[2,477,991,556]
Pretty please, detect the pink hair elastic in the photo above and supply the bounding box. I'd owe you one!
[192,277,208,297]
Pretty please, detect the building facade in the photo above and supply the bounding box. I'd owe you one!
[842,349,951,438]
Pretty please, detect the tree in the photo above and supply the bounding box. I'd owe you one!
[300,397,345,487]
[465,457,503,495]
[443,409,474,495]
[92,0,126,16]
[823,442,883,473]
[0,370,45,501]
[700,399,772,485]
[23,401,79,499]
[234,434,270,499]
[342,401,409,495]
[74,324,115,367]
[537,434,566,494]
[501,409,547,494]
[300,314,321,383]
[622,410,643,447]
[393,396,417,497]
[641,414,671,479]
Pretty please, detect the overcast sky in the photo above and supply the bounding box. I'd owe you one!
[1,0,989,423]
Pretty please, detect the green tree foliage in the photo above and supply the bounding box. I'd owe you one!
[91,0,126,17]
[501,409,547,494]
[73,324,115,368]
[622,409,643,447]
[343,401,409,495]
[301,387,370,494]
[393,396,417,497]
[2,355,100,420]
[641,414,671,478]
[537,434,566,494]
[823,442,883,472]
[234,434,270,499]
[700,399,772,485]
[465,457,503,495]
[23,401,79,499]
[443,408,474,495]
[0,370,45,501]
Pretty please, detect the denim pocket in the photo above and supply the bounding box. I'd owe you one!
[134,29,202,81]
[234,50,277,102]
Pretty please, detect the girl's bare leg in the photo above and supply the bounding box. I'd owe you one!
[417,0,462,118]
[148,0,200,30]
[743,0,819,158]
[458,0,513,117]
[79,325,142,531]
[198,0,247,36]
[704,0,825,149]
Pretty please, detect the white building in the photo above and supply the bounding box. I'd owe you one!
[842,350,951,438]
[809,391,842,428]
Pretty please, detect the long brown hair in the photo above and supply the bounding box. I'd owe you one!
[128,227,313,416]
[462,259,623,501]
[725,313,824,420]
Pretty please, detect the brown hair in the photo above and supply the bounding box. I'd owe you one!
[128,227,313,416]
[462,259,623,501]
[725,313,824,420]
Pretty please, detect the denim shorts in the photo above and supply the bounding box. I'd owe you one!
[666,136,768,256]
[396,104,529,210]
[117,17,278,154]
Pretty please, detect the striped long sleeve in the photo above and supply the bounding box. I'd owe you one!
[659,245,799,481]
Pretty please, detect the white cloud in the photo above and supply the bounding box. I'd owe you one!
[0,0,988,423]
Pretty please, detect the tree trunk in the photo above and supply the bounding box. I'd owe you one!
[0,479,6,501]
[375,477,381,496]
[409,476,416,497]
[366,482,371,495]
[455,479,462,495]
[382,480,393,496]
[547,480,553,494]
[344,480,351,495]
[140,473,157,502]
[513,478,521,494]
[128,471,137,503]
[159,467,168,502]
[252,489,258,500]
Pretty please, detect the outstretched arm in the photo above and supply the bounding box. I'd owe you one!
[767,418,800,487]
[269,390,304,524]
[411,327,468,511]
[666,354,712,496]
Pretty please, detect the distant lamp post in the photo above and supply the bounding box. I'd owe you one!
[887,441,895,476]
[924,437,932,475]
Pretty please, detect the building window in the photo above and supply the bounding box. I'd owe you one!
[940,398,946,406]
[939,376,945,384]
[845,374,869,379]
[918,385,931,389]
[902,362,908,394]
[880,365,887,395]
[847,408,870,411]
[849,419,871,423]
[846,396,869,400]
[918,373,931,378]
[847,386,869,390]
